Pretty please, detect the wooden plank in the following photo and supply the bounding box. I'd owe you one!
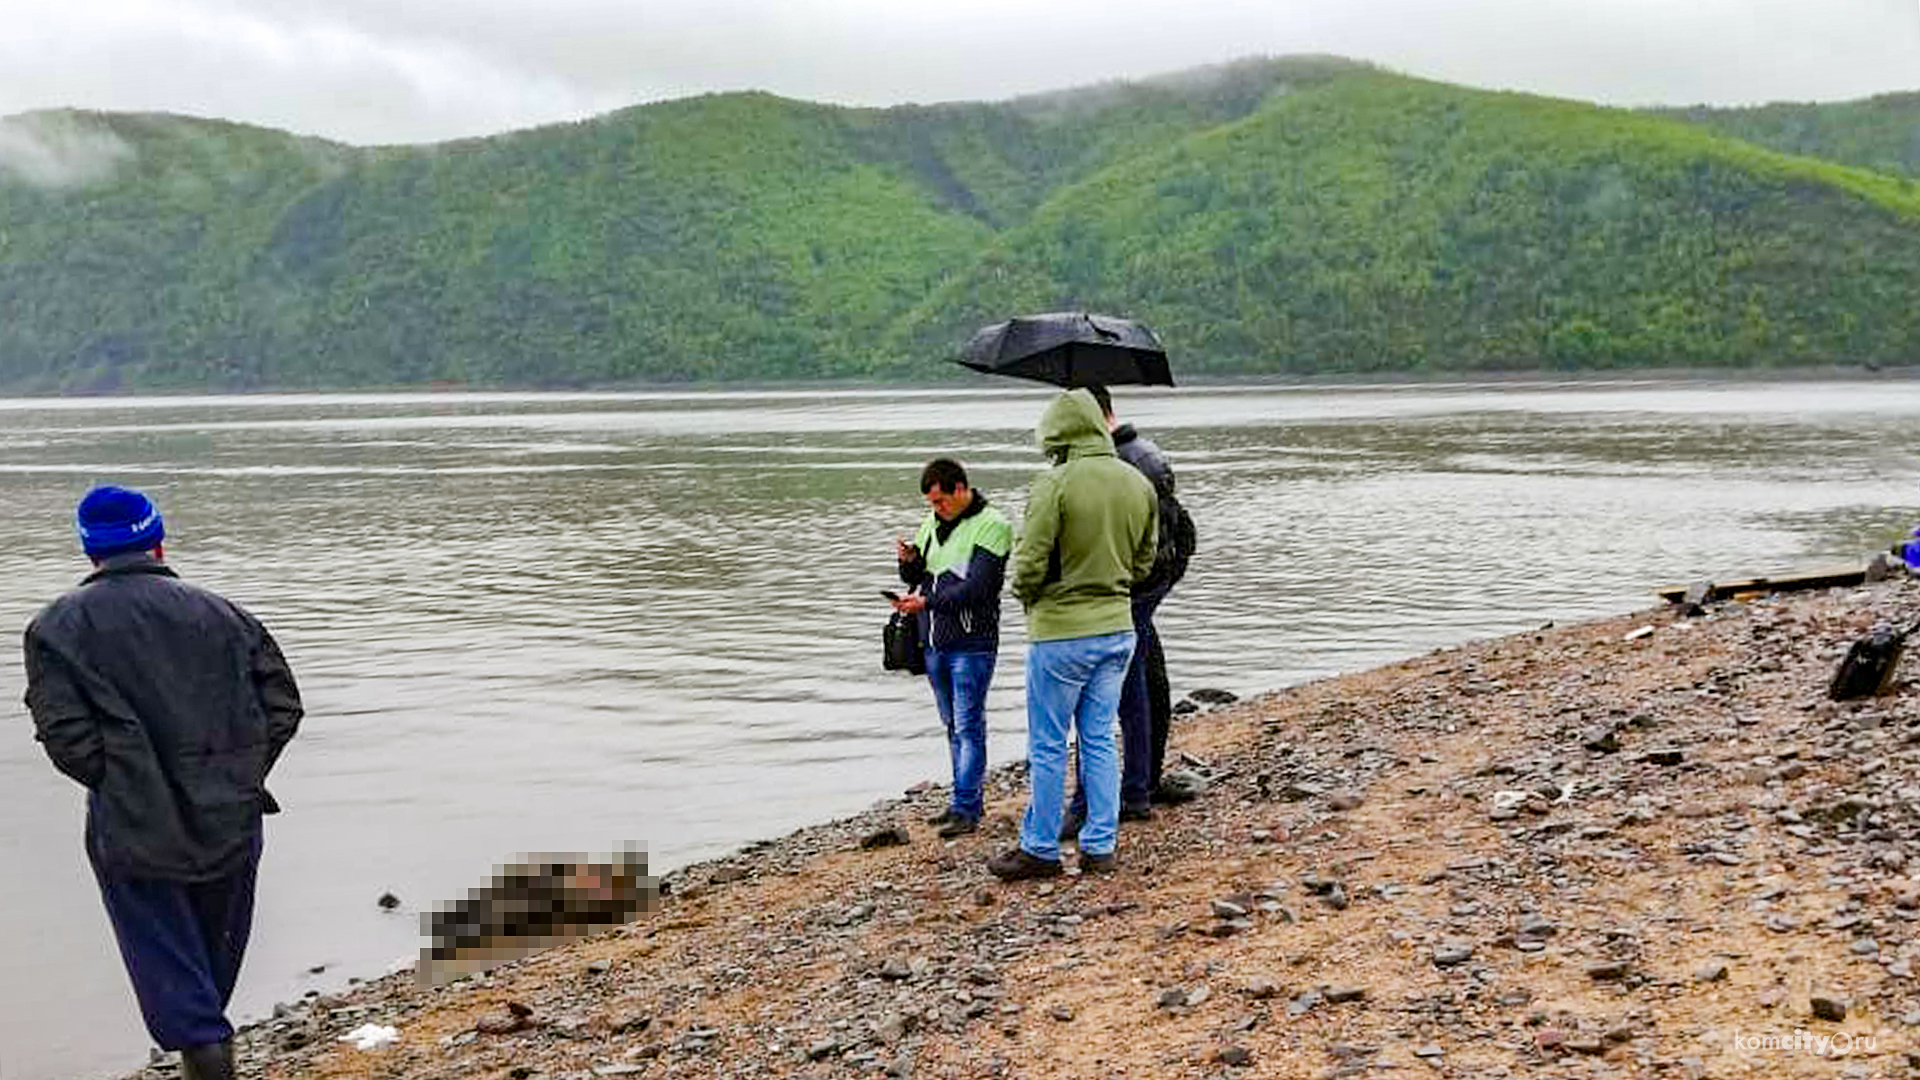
[1654,565,1867,604]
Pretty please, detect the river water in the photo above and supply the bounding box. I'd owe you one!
[1,379,1915,1078]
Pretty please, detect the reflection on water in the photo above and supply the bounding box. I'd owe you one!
[1,378,1916,1079]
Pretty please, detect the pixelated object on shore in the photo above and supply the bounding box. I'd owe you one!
[419,849,660,986]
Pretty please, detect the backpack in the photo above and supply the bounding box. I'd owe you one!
[1828,619,1917,700]
[1156,493,1196,589]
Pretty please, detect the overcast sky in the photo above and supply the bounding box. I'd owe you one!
[3,0,1917,145]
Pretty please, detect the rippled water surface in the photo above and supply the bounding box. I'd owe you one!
[2,379,1917,1078]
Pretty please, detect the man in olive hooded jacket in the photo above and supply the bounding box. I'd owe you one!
[988,389,1157,880]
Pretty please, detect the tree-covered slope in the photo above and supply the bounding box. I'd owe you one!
[1,96,998,388]
[885,74,1920,375]
[243,92,1009,387]
[0,57,1356,391]
[0,111,361,389]
[1659,93,1920,180]
[839,56,1371,229]
[1,60,1917,391]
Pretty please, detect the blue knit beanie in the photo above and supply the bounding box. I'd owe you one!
[76,485,165,558]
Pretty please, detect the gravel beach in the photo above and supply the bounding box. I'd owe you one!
[129,572,1920,1080]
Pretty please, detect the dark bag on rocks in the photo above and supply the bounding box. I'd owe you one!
[884,610,925,675]
[1828,619,1918,700]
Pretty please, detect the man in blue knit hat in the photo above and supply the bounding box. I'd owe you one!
[23,486,303,1080]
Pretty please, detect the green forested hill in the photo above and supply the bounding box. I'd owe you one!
[884,73,1920,375]
[1658,93,1920,180]
[1,58,1916,391]
[0,112,362,389]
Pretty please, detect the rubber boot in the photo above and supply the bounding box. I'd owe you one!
[179,1040,235,1080]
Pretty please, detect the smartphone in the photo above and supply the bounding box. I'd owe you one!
[880,589,902,602]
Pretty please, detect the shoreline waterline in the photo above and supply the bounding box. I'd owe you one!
[112,573,1920,1080]
[1,364,1915,405]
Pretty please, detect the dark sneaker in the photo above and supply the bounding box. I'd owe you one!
[937,815,979,839]
[926,808,959,827]
[986,847,1062,881]
[1058,809,1086,843]
[1153,770,1206,804]
[1120,803,1154,823]
[1078,851,1118,875]
[179,1041,235,1080]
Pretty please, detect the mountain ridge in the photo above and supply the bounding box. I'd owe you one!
[2,56,1916,392]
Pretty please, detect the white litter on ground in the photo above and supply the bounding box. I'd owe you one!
[340,1024,399,1050]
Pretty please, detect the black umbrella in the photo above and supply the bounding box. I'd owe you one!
[956,311,1173,388]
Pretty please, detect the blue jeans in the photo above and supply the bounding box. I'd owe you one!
[1020,630,1135,860]
[1070,587,1167,815]
[927,646,996,821]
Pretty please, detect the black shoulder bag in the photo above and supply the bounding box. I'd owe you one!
[883,610,925,675]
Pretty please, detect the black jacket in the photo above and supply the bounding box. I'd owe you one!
[1113,424,1190,594]
[23,554,303,881]
[898,493,1008,654]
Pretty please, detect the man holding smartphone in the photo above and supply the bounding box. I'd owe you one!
[893,458,1012,838]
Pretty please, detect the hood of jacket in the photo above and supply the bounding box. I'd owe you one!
[1037,389,1114,464]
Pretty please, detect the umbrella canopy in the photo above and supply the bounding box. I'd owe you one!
[956,312,1172,388]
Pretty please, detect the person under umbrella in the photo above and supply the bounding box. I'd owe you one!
[1060,384,1196,834]
[988,389,1158,880]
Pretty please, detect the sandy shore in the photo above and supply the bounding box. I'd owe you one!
[126,572,1920,1079]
